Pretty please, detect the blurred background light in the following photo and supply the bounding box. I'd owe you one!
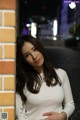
[53,19,58,37]
[69,2,76,9]
[31,22,37,38]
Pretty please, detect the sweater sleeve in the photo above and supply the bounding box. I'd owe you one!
[16,93,27,120]
[60,69,75,118]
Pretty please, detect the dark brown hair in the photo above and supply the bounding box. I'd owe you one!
[16,35,61,103]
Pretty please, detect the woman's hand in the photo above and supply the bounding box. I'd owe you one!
[43,111,67,120]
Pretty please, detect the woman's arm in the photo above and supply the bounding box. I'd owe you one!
[60,69,75,118]
[16,93,27,120]
[43,69,75,120]
[43,111,67,120]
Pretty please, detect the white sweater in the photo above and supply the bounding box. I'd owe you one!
[16,68,75,120]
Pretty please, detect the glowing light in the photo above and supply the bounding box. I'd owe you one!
[26,24,31,27]
[52,36,57,40]
[53,19,58,37]
[31,22,37,38]
[69,2,76,9]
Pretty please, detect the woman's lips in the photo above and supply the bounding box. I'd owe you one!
[35,58,41,63]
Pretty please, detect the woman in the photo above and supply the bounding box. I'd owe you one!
[16,35,75,120]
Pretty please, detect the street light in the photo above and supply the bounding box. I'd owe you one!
[31,22,37,38]
[69,1,77,36]
[69,1,76,9]
[53,19,58,40]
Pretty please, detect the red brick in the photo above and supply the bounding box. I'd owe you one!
[0,93,15,106]
[0,0,16,10]
[0,61,15,74]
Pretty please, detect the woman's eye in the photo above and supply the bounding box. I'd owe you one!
[34,47,37,51]
[24,54,29,58]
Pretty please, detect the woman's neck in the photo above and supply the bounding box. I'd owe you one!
[34,66,43,74]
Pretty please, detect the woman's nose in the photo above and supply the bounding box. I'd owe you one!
[31,53,37,59]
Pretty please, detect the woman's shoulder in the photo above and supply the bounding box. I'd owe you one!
[54,68,67,74]
[16,93,22,104]
[16,93,21,98]
[54,68,68,82]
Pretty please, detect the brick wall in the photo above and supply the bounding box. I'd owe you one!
[0,0,16,120]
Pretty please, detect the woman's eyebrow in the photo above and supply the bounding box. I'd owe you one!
[31,46,35,50]
[23,45,35,56]
[23,52,29,56]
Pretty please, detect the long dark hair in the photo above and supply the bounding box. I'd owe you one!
[16,35,61,103]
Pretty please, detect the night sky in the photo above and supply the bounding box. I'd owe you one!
[19,0,63,33]
[19,0,62,19]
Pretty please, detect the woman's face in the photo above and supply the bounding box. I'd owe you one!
[22,41,44,73]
